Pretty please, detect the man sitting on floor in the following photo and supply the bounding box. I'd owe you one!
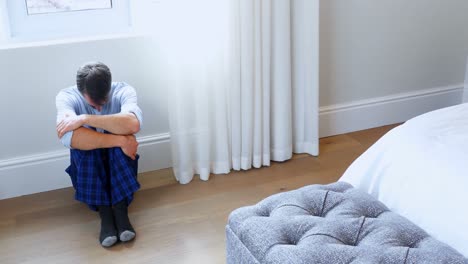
[55,62,142,247]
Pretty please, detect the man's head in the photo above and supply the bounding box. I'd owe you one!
[76,62,112,111]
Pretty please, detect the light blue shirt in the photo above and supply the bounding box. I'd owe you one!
[56,82,143,148]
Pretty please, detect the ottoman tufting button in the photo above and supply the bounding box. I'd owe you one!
[258,210,270,217]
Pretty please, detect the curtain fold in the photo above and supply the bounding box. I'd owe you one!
[464,57,468,103]
[165,0,319,184]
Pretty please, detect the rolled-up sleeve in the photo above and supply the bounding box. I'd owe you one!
[120,86,143,129]
[60,131,74,149]
[56,91,76,149]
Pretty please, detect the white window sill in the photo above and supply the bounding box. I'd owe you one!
[0,32,147,51]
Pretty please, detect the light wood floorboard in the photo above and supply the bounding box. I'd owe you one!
[0,124,399,264]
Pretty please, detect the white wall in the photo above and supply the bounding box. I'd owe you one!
[2,0,468,199]
[0,37,168,159]
[320,0,468,106]
[0,36,172,199]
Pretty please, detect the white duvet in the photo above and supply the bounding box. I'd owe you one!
[340,103,468,257]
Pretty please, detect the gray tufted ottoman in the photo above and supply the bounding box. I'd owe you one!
[226,182,468,264]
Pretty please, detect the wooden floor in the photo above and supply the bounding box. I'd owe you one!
[0,124,399,264]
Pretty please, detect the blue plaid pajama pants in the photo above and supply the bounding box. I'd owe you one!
[66,147,140,211]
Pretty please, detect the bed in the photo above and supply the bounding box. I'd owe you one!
[226,103,468,262]
[340,102,468,257]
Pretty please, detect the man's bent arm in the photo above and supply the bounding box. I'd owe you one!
[71,127,124,150]
[70,127,138,160]
[82,113,140,135]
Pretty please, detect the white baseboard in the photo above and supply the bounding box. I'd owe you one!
[0,84,464,200]
[0,133,171,200]
[319,84,464,137]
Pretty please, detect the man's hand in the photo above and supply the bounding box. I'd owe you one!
[121,135,139,160]
[57,114,86,138]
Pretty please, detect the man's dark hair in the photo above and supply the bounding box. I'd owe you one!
[76,62,112,104]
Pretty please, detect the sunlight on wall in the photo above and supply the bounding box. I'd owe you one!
[156,0,232,67]
[152,0,234,134]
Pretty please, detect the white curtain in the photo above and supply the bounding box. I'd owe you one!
[162,0,319,184]
[464,57,468,103]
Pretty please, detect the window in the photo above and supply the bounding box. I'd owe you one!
[4,0,131,42]
[26,0,112,15]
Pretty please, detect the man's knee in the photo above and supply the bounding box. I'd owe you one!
[70,148,102,157]
[69,149,107,170]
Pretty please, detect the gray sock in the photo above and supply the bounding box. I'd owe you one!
[98,205,118,247]
[113,200,136,242]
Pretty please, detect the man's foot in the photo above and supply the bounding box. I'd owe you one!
[113,200,136,242]
[101,236,118,248]
[98,205,118,247]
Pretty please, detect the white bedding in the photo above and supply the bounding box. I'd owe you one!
[340,103,468,257]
